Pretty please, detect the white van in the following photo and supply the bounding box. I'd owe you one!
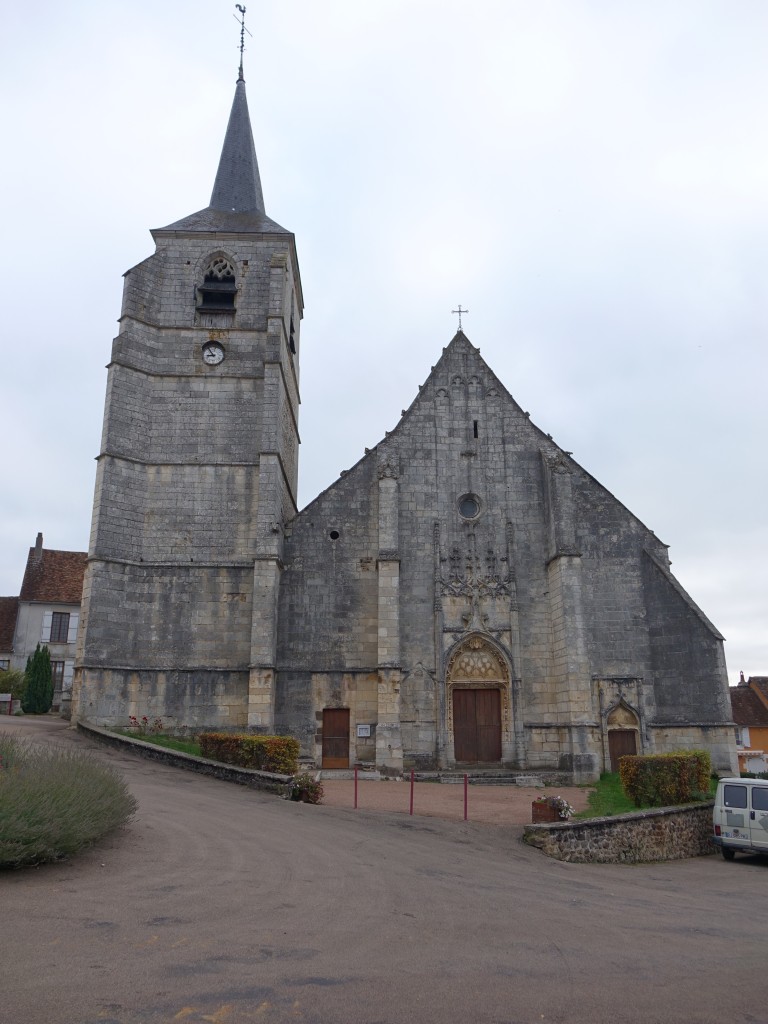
[713,777,768,860]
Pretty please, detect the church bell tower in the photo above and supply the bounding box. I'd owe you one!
[73,54,303,730]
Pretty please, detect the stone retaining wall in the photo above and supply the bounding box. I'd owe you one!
[523,802,715,863]
[77,721,291,795]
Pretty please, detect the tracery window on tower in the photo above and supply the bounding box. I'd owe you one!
[197,256,237,311]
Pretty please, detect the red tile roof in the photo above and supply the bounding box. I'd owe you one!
[730,686,768,727]
[19,548,87,604]
[0,597,19,651]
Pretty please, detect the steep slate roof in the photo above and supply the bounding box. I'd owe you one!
[19,548,87,604]
[748,677,768,710]
[730,686,768,727]
[0,597,19,651]
[155,72,288,236]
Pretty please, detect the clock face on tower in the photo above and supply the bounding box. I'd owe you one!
[202,341,225,366]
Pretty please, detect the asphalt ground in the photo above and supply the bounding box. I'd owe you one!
[2,716,766,1024]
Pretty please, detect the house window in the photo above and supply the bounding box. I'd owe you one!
[0,659,9,671]
[50,612,70,643]
[51,661,65,687]
[197,257,237,311]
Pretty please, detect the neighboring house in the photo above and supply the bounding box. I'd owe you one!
[730,674,768,773]
[0,596,19,671]
[4,533,87,712]
[0,597,19,712]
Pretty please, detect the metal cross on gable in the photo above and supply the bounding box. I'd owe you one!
[452,305,469,330]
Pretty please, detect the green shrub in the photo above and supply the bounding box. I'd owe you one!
[619,750,712,807]
[0,735,137,868]
[198,732,300,775]
[0,668,26,701]
[21,644,53,714]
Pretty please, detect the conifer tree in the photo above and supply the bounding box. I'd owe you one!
[22,644,53,714]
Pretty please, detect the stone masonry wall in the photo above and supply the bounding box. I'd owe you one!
[81,563,254,669]
[523,802,715,863]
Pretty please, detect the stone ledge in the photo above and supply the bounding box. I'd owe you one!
[77,720,292,795]
[523,801,716,863]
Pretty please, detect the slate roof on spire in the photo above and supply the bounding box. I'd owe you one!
[209,74,264,214]
[156,74,288,235]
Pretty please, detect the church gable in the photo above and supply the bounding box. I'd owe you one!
[277,329,735,776]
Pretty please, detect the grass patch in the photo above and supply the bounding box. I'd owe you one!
[575,772,643,818]
[116,731,202,757]
[576,771,718,819]
[0,734,137,869]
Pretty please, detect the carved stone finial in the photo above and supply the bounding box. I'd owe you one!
[377,455,399,479]
[544,450,572,474]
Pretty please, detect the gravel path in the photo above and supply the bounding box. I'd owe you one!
[3,716,765,1024]
[320,777,591,824]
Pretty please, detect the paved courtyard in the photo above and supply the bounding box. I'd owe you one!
[2,716,765,1024]
[320,774,591,824]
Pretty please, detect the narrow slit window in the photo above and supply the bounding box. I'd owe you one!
[473,420,479,438]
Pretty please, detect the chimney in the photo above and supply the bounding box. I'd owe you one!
[34,532,43,560]
[739,670,747,686]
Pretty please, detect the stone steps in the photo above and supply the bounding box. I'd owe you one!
[414,771,552,786]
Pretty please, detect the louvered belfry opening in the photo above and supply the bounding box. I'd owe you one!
[197,257,237,311]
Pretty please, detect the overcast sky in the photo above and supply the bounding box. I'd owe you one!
[1,1,765,682]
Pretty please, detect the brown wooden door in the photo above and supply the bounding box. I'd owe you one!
[322,708,350,769]
[608,729,637,772]
[453,689,502,763]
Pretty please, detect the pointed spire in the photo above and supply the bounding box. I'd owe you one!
[154,15,289,237]
[209,76,265,214]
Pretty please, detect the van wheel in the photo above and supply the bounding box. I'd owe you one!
[721,847,736,861]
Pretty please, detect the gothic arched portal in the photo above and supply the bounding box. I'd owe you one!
[606,701,641,771]
[445,634,511,764]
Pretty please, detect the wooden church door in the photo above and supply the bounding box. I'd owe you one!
[453,689,502,763]
[608,729,637,772]
[322,708,350,769]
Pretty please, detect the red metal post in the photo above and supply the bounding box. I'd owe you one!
[410,768,414,816]
[354,764,358,809]
[464,773,468,821]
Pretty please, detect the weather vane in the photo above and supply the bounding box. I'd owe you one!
[452,305,469,330]
[234,5,252,80]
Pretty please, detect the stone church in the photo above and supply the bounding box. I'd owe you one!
[72,63,737,782]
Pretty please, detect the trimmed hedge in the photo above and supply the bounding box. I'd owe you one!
[198,732,299,775]
[619,750,711,807]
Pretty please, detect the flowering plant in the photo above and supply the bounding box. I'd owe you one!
[534,794,575,819]
[289,772,324,804]
[128,715,164,736]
